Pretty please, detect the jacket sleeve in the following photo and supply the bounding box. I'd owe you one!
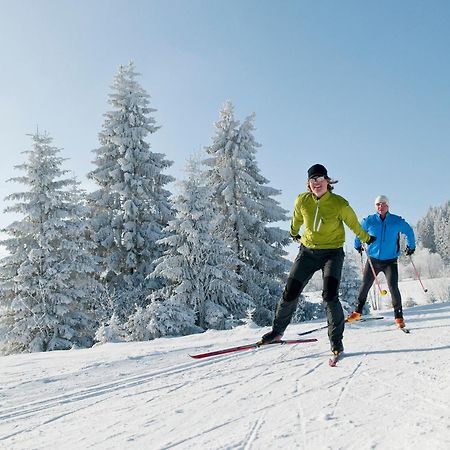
[289,195,304,237]
[341,204,370,243]
[400,218,416,249]
[354,217,367,248]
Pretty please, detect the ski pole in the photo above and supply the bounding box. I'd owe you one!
[362,243,387,296]
[297,323,328,336]
[298,317,385,336]
[359,251,364,277]
[409,256,428,293]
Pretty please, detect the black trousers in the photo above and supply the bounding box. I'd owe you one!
[356,257,403,318]
[272,245,345,347]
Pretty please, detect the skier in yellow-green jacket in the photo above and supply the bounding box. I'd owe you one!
[260,164,375,356]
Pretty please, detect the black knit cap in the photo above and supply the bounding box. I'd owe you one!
[307,164,328,179]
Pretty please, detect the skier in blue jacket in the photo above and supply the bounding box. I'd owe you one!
[347,195,416,329]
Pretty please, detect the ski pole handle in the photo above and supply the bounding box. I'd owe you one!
[409,256,428,293]
[362,243,387,296]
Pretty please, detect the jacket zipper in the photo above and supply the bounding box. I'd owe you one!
[376,218,386,258]
[313,201,321,232]
[380,221,386,258]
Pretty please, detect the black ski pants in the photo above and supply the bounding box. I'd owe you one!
[356,257,403,318]
[272,245,345,347]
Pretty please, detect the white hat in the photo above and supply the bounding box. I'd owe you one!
[375,195,389,205]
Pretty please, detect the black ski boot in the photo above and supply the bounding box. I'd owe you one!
[259,330,283,345]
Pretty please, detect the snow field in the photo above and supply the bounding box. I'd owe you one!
[1,302,449,449]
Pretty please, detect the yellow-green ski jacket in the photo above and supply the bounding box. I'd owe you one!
[290,191,370,249]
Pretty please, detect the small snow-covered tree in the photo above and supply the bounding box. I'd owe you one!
[241,307,258,328]
[87,62,174,320]
[0,131,100,354]
[203,102,290,325]
[340,250,369,315]
[129,156,254,338]
[94,312,127,344]
[292,294,326,323]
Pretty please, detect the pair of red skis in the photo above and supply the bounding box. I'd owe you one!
[189,316,386,361]
[189,338,317,359]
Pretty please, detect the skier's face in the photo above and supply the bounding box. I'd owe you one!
[309,176,328,198]
[375,201,389,217]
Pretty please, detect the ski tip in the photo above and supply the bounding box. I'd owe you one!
[329,358,338,367]
[297,338,318,342]
[328,351,343,367]
[360,316,385,322]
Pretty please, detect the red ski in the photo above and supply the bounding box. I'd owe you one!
[189,338,318,359]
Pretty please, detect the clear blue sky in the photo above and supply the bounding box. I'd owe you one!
[1,0,449,242]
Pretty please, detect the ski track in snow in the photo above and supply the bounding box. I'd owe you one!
[241,413,265,450]
[329,359,364,417]
[0,359,215,422]
[0,345,285,441]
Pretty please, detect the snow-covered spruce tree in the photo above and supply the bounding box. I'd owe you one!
[203,102,290,325]
[415,212,436,254]
[416,201,450,263]
[127,156,254,339]
[87,62,174,321]
[433,201,450,264]
[0,132,100,354]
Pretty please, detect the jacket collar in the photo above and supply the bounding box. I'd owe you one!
[312,190,331,201]
[376,211,390,221]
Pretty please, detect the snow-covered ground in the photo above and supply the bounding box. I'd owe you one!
[1,299,449,450]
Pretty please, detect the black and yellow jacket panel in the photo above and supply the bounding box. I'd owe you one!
[290,191,370,249]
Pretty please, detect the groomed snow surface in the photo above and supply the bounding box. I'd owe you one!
[1,301,449,450]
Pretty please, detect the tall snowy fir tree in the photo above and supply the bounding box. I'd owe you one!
[128,157,255,340]
[203,102,290,325]
[0,132,101,355]
[87,62,174,322]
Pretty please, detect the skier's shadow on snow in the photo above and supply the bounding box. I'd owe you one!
[368,323,449,331]
[345,345,450,357]
[402,324,449,331]
[400,316,450,324]
[404,303,450,313]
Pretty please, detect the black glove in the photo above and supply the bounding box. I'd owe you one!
[355,245,363,254]
[291,234,301,243]
[366,235,376,245]
[405,246,415,256]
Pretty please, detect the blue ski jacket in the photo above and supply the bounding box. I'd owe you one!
[354,212,415,260]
